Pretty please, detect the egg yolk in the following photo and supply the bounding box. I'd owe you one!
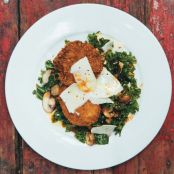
[74,73,92,93]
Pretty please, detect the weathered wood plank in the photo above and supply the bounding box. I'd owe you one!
[111,0,146,23]
[1,0,174,174]
[94,168,113,174]
[0,0,18,174]
[18,0,174,174]
[20,0,111,36]
[113,158,139,174]
[135,0,174,173]
[20,1,110,174]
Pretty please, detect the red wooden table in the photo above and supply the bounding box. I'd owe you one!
[0,0,174,174]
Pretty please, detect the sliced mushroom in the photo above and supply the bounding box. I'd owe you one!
[42,92,56,113]
[51,84,60,96]
[114,74,119,78]
[102,107,118,118]
[86,132,95,146]
[119,94,131,104]
[87,125,92,130]
[125,113,134,123]
[49,109,57,123]
[42,70,51,84]
[106,118,112,124]
[118,61,124,73]
[118,61,124,69]
[103,107,112,118]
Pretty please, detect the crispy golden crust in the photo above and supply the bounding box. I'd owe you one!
[53,41,103,86]
[54,41,103,126]
[58,97,101,126]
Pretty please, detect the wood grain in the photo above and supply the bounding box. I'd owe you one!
[94,168,113,174]
[20,0,111,36]
[0,0,18,174]
[135,0,174,173]
[17,0,174,173]
[0,0,174,173]
[111,0,146,23]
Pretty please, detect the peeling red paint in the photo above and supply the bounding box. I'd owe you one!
[0,1,174,173]
[147,0,174,142]
[112,0,130,12]
[147,0,174,60]
[0,0,18,173]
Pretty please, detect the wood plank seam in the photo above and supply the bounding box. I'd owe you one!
[143,0,147,24]
[17,0,21,38]
[10,1,174,173]
[15,0,23,174]
[15,131,23,174]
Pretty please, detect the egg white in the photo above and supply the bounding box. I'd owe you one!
[70,56,96,92]
[60,57,123,113]
[92,67,123,99]
[60,83,87,113]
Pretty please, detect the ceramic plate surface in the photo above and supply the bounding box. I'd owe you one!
[5,4,172,170]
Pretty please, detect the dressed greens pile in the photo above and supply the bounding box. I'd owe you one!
[33,32,141,145]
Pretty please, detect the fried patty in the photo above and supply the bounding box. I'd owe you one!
[58,97,101,126]
[57,84,101,126]
[53,41,103,86]
[54,41,103,126]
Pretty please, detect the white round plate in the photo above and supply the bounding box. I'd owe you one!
[5,4,172,170]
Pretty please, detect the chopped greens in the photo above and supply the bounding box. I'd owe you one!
[104,51,138,86]
[94,134,109,145]
[75,131,86,143]
[92,114,106,126]
[53,101,71,125]
[45,60,54,70]
[75,129,109,145]
[74,127,89,143]
[88,32,109,52]
[88,32,141,135]
[43,73,59,91]
[65,40,70,44]
[33,60,59,99]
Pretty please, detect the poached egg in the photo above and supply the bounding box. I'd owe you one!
[60,83,87,113]
[60,57,123,113]
[70,57,96,93]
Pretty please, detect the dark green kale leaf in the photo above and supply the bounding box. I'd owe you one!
[94,134,109,145]
[92,114,106,126]
[74,127,89,143]
[45,60,54,70]
[33,60,60,99]
[65,40,70,44]
[101,49,141,135]
[87,32,109,52]
[104,51,137,85]
[52,101,70,125]
[32,84,46,100]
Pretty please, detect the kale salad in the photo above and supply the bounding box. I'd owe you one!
[33,32,141,145]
